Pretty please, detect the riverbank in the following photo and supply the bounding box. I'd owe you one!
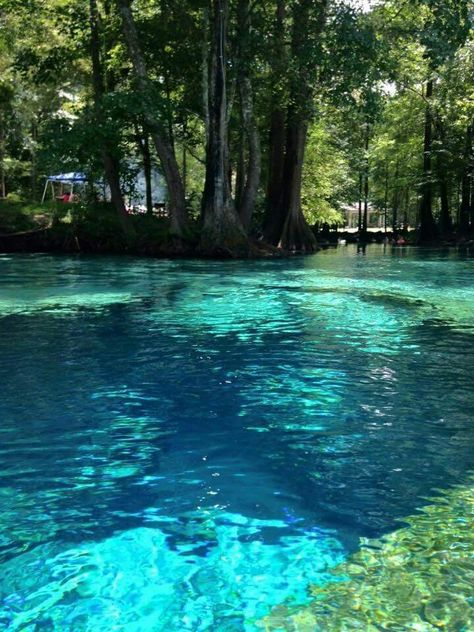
[0,200,286,258]
[0,222,286,259]
[1,200,473,257]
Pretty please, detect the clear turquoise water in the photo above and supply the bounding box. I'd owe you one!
[0,245,473,631]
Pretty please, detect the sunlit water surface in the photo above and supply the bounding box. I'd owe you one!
[0,245,473,630]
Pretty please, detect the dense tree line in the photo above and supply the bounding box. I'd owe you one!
[0,0,472,254]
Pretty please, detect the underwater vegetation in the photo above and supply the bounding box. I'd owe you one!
[260,475,474,631]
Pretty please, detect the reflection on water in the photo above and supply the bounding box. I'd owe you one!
[0,246,473,630]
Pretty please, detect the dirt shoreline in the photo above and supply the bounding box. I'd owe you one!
[1,226,472,258]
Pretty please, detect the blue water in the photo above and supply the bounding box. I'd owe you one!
[0,246,473,630]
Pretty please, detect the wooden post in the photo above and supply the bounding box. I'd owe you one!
[41,180,49,203]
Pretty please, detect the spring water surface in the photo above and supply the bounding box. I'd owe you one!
[0,246,473,630]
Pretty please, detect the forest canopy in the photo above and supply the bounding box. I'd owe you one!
[0,0,472,254]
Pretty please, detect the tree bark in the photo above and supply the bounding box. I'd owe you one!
[237,83,261,231]
[200,0,249,256]
[235,122,245,211]
[418,79,438,242]
[263,0,287,244]
[115,0,188,239]
[236,0,261,232]
[89,0,135,238]
[277,0,328,252]
[278,115,316,251]
[202,6,210,144]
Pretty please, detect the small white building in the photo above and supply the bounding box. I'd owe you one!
[342,203,385,231]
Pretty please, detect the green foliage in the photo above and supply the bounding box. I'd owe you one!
[368,90,424,226]
[0,0,472,241]
[0,198,53,233]
[0,196,175,250]
[301,120,352,225]
[70,202,176,251]
[260,474,474,631]
[70,201,130,249]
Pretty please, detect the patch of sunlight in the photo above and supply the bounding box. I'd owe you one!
[0,292,136,316]
[259,474,474,631]
[0,514,345,631]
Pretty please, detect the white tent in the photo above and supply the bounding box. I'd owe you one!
[41,172,87,203]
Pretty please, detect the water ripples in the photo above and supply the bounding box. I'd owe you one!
[0,246,473,629]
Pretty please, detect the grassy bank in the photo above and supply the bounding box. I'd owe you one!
[0,199,191,256]
[0,198,55,233]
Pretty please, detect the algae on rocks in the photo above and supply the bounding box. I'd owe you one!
[259,474,474,631]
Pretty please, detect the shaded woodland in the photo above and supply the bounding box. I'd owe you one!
[0,0,472,255]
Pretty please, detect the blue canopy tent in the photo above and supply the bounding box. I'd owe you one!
[41,172,87,203]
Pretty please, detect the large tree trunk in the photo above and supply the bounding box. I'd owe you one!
[237,80,261,232]
[115,0,188,239]
[200,0,249,256]
[235,123,245,211]
[89,0,135,238]
[264,110,286,244]
[459,123,472,233]
[263,0,287,245]
[277,0,328,252]
[202,6,210,144]
[236,0,261,232]
[278,116,316,251]
[418,79,438,242]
